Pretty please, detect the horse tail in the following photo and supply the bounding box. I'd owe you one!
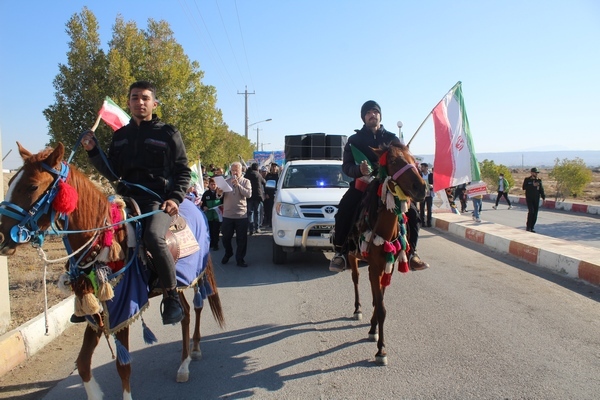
[205,256,225,329]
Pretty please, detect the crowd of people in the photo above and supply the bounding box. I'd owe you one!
[185,160,281,268]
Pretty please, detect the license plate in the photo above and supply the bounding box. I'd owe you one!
[321,233,331,239]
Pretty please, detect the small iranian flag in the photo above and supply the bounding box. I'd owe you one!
[98,97,130,131]
[432,82,480,192]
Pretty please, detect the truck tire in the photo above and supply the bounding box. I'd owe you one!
[273,240,287,264]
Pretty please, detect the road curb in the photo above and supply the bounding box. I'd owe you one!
[432,213,600,287]
[0,295,74,378]
[485,194,600,215]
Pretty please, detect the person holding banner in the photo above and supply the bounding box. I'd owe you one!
[81,80,191,325]
[329,100,429,272]
[522,167,546,232]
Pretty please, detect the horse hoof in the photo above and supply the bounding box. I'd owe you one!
[368,333,378,342]
[191,349,202,360]
[176,371,189,383]
[375,355,388,366]
[353,312,362,321]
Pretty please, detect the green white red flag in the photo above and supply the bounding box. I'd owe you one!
[432,82,480,192]
[98,97,130,131]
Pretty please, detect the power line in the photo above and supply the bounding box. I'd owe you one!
[215,0,246,84]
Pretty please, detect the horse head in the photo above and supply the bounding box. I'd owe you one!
[373,142,426,203]
[0,142,67,255]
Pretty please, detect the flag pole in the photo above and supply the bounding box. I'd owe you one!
[90,114,102,132]
[407,81,462,147]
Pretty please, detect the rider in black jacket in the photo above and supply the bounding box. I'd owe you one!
[82,81,191,325]
[329,100,429,272]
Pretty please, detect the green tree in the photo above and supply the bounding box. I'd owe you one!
[478,159,514,192]
[548,157,593,201]
[44,8,252,172]
[43,8,109,169]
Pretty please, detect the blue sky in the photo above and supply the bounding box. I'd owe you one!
[1,0,599,170]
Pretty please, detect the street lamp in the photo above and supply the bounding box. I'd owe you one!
[397,120,404,144]
[249,118,272,151]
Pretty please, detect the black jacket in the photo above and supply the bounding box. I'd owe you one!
[244,169,266,201]
[522,176,546,201]
[342,124,399,181]
[88,115,191,204]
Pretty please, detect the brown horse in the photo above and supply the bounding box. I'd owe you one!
[346,142,426,366]
[0,142,225,399]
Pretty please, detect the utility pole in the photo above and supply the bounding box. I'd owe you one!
[255,127,261,152]
[238,86,255,139]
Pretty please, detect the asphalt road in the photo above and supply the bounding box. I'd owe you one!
[39,230,600,399]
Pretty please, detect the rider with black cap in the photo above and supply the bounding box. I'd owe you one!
[329,100,429,272]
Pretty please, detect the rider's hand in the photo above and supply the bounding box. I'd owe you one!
[81,130,97,151]
[161,199,179,216]
[359,160,371,176]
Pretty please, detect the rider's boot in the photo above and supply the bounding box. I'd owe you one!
[329,245,347,273]
[409,251,429,271]
[161,289,184,325]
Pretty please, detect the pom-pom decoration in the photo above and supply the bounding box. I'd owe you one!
[379,151,388,167]
[52,180,78,214]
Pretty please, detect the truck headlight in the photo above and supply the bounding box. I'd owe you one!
[276,202,299,218]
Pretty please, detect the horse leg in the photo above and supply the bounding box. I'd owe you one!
[177,291,192,383]
[115,328,133,399]
[190,302,203,361]
[368,268,387,365]
[348,253,362,320]
[78,325,103,400]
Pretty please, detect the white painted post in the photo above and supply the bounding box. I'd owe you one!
[0,131,10,334]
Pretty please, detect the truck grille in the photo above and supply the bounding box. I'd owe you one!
[298,204,338,218]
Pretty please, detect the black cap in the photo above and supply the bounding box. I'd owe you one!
[361,100,381,122]
[531,167,540,173]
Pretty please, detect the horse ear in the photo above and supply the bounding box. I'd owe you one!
[371,146,382,157]
[45,143,65,168]
[16,142,32,160]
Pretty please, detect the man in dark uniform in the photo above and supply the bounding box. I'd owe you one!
[522,167,545,232]
[82,81,191,325]
[329,100,429,272]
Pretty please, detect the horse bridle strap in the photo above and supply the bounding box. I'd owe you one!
[0,162,70,245]
[391,163,417,181]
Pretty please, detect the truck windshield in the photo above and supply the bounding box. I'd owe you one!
[283,165,351,188]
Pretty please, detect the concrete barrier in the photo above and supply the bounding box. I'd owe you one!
[0,295,74,377]
[486,194,599,215]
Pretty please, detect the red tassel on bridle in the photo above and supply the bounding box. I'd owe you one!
[379,151,388,167]
[52,180,78,214]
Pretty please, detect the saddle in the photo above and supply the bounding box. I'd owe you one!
[123,197,200,263]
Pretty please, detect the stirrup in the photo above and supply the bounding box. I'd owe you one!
[329,253,347,272]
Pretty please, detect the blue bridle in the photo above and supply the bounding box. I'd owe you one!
[0,161,71,246]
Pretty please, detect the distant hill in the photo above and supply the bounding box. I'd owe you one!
[416,150,600,169]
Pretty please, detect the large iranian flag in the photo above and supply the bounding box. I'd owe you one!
[432,82,480,192]
[98,97,130,131]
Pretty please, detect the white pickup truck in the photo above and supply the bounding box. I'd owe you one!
[269,159,351,264]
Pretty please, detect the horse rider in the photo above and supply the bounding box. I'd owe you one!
[329,100,429,272]
[81,80,191,325]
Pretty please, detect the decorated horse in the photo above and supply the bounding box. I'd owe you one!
[0,142,225,399]
[345,142,426,366]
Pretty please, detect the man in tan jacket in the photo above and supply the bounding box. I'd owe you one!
[217,162,252,267]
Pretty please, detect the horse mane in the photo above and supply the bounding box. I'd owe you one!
[63,164,119,249]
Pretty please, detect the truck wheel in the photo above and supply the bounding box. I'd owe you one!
[273,241,287,264]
